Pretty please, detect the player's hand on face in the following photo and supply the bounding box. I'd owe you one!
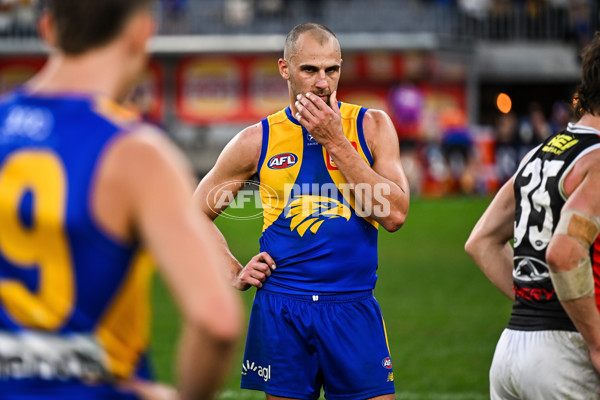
[234,251,276,291]
[295,91,344,148]
[119,380,179,400]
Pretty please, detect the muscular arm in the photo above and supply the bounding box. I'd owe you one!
[295,92,409,231]
[194,124,262,220]
[95,129,242,399]
[193,124,276,291]
[546,156,600,372]
[465,179,516,300]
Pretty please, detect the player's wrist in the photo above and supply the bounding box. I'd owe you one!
[585,328,600,350]
[232,276,250,291]
[324,135,351,155]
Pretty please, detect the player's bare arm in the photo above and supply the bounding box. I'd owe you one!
[295,91,409,232]
[194,124,276,291]
[465,179,516,300]
[94,128,243,399]
[547,148,600,374]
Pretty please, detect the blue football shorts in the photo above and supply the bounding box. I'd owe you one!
[240,289,395,400]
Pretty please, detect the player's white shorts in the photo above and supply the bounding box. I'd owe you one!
[490,329,600,400]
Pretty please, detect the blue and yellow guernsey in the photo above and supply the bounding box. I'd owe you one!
[0,89,153,398]
[258,103,379,294]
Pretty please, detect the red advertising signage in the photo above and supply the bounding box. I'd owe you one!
[0,58,45,93]
[175,52,466,125]
[176,55,289,123]
[0,58,164,123]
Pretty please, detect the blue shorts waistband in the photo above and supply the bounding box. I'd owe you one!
[258,288,373,303]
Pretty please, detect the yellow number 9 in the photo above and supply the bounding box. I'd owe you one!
[0,151,73,330]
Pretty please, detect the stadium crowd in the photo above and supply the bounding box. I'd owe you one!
[0,0,35,35]
[0,0,593,45]
[398,99,572,197]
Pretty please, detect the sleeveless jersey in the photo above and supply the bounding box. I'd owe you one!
[508,123,600,331]
[0,89,153,396]
[257,103,379,294]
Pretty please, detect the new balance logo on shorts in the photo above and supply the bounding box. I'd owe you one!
[241,360,271,382]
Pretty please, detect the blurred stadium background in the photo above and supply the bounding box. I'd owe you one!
[0,0,597,398]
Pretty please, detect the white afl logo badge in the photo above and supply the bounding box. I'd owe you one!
[267,153,298,169]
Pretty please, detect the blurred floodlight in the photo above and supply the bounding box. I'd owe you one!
[496,92,512,114]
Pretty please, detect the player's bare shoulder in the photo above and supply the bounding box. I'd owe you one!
[214,121,263,176]
[108,124,190,179]
[563,146,600,196]
[361,108,399,156]
[92,124,192,241]
[362,108,395,135]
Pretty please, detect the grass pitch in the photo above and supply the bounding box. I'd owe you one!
[151,197,512,398]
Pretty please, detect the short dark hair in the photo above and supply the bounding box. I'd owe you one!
[46,0,152,55]
[284,22,337,60]
[574,32,600,118]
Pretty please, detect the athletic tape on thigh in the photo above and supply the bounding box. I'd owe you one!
[555,209,600,248]
[550,257,595,301]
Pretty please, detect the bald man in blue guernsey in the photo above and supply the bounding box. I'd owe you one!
[195,23,409,400]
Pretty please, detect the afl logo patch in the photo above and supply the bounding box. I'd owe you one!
[382,357,392,369]
[267,153,298,169]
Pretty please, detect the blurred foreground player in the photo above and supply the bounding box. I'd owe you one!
[466,33,600,400]
[195,23,409,400]
[0,1,241,399]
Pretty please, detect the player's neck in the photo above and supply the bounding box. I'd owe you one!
[27,50,131,101]
[575,114,600,132]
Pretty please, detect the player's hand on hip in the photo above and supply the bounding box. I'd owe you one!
[295,91,344,148]
[234,251,276,290]
[119,380,179,400]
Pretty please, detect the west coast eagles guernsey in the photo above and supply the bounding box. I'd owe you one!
[508,123,600,331]
[258,103,379,294]
[0,89,153,397]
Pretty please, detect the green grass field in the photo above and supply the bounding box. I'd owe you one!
[151,197,513,399]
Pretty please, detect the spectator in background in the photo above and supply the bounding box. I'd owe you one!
[550,100,572,132]
[494,112,521,184]
[518,102,552,147]
[162,0,187,14]
[399,140,424,196]
[14,0,35,35]
[161,0,189,33]
[458,0,491,37]
[389,84,426,195]
[0,0,17,36]
[389,83,424,141]
[459,0,491,19]
[224,0,253,27]
[440,107,476,194]
[570,0,591,49]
